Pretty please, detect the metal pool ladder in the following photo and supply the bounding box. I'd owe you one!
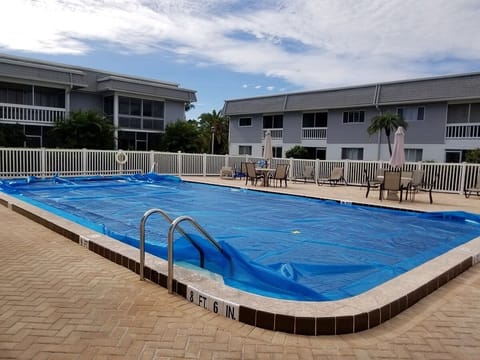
[139,208,231,294]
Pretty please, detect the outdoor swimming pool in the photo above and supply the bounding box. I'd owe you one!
[2,173,480,302]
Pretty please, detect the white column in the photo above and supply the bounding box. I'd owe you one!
[65,88,71,119]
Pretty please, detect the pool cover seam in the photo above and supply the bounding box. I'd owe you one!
[0,195,475,335]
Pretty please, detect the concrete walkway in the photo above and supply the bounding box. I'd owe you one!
[1,179,480,359]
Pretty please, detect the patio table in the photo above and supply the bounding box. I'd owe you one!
[256,168,275,187]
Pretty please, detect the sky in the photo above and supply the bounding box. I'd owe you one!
[1,0,479,120]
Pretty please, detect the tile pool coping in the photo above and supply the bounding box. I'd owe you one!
[1,189,479,336]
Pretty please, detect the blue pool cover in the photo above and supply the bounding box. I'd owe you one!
[2,173,480,301]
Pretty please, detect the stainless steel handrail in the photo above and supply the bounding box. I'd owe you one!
[139,208,205,280]
[167,215,231,294]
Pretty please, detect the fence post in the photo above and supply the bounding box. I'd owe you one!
[315,158,320,181]
[343,159,349,184]
[149,150,155,172]
[82,148,87,175]
[41,148,46,178]
[177,151,182,177]
[460,162,467,194]
[225,154,230,167]
[288,158,294,179]
[203,153,207,177]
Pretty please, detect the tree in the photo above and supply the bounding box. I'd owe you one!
[367,112,408,156]
[0,124,26,147]
[159,120,203,153]
[48,110,115,149]
[466,148,480,163]
[285,145,308,159]
[198,109,229,154]
[185,103,195,112]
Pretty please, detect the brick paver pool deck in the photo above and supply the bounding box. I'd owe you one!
[1,177,480,359]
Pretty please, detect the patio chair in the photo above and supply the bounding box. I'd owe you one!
[245,162,262,186]
[379,171,404,202]
[465,175,480,198]
[234,162,247,179]
[268,164,289,187]
[364,168,381,198]
[406,169,424,200]
[317,167,346,186]
[293,165,315,183]
[408,171,438,204]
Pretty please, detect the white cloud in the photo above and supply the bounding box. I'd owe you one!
[1,0,479,89]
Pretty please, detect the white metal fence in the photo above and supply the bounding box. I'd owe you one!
[1,147,479,194]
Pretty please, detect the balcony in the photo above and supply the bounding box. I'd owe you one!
[445,123,480,139]
[262,129,283,139]
[0,103,66,125]
[302,127,327,140]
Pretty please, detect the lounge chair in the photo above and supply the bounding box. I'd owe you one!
[364,168,382,198]
[293,165,315,183]
[268,164,289,187]
[379,171,404,202]
[408,170,437,204]
[317,167,346,186]
[465,174,480,198]
[245,162,262,186]
[220,166,234,179]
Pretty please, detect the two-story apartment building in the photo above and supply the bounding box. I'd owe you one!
[0,54,196,150]
[223,73,480,163]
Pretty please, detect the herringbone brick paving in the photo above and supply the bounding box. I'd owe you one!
[1,204,480,359]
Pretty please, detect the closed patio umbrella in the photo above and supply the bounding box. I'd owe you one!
[390,126,405,168]
[263,130,273,167]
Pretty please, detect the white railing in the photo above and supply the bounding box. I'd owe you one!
[0,103,66,124]
[302,127,327,139]
[1,147,479,194]
[445,123,480,139]
[262,129,283,139]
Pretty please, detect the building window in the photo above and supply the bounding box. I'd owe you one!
[263,114,283,128]
[397,106,425,121]
[0,82,33,105]
[341,147,364,160]
[117,131,160,151]
[448,103,480,123]
[445,150,469,163]
[273,147,282,158]
[0,82,64,108]
[302,112,327,127]
[405,148,423,162]
[342,111,365,124]
[117,96,165,131]
[24,125,43,148]
[104,96,113,116]
[34,86,65,108]
[239,117,252,127]
[239,145,252,155]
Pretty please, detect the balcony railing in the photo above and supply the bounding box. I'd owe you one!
[445,123,480,139]
[262,129,283,139]
[0,103,66,124]
[302,127,327,139]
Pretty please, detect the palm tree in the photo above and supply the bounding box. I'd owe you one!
[198,109,229,154]
[367,112,408,156]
